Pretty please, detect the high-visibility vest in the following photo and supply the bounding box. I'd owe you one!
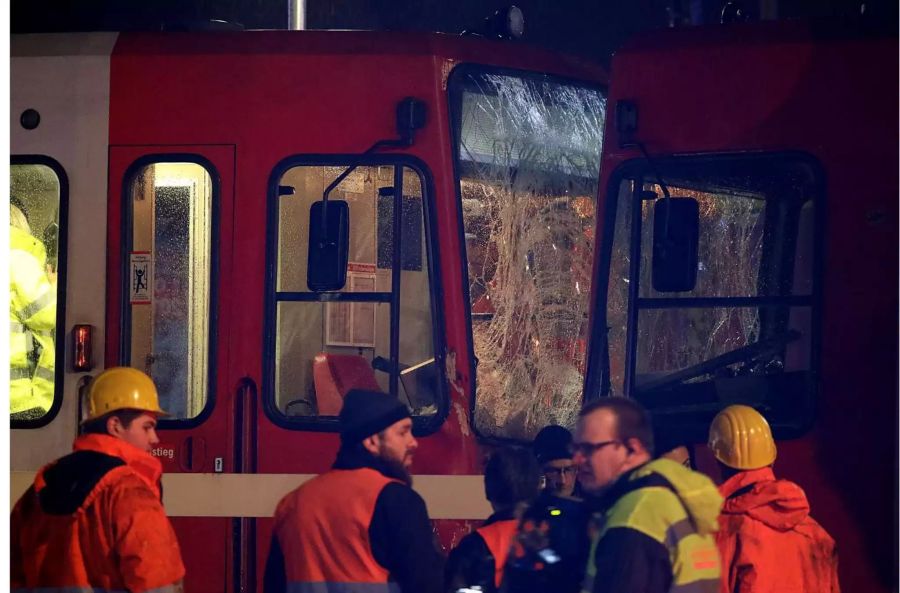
[10,226,56,414]
[476,518,519,588]
[587,459,722,593]
[273,467,402,593]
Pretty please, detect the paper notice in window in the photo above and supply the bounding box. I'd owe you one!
[130,251,152,304]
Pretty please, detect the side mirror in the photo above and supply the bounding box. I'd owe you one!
[307,200,349,292]
[396,97,427,146]
[652,198,699,293]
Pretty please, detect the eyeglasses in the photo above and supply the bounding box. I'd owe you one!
[543,466,578,478]
[570,440,622,457]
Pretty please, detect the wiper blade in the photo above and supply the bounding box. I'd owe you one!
[635,330,801,395]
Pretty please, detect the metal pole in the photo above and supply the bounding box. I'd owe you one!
[288,0,305,30]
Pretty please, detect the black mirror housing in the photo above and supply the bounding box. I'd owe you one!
[396,97,427,145]
[307,200,350,292]
[652,198,699,293]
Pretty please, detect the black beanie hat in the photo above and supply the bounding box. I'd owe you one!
[533,425,573,464]
[339,389,411,444]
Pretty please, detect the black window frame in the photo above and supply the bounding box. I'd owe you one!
[585,151,825,440]
[120,154,221,430]
[263,154,448,436]
[10,155,69,429]
[447,63,608,443]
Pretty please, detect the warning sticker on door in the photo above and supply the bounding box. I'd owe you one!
[130,251,152,304]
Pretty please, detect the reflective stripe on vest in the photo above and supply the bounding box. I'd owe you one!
[475,519,518,588]
[34,365,55,383]
[19,290,55,322]
[11,367,33,381]
[11,321,25,332]
[601,486,720,593]
[286,582,401,593]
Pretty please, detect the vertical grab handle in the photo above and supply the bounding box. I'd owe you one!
[233,377,258,593]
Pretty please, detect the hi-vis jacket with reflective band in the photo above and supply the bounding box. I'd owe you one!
[272,467,401,593]
[586,458,723,593]
[10,225,56,414]
[11,434,185,593]
[476,519,519,588]
[716,467,840,593]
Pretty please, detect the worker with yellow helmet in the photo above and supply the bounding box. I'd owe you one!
[11,367,186,593]
[708,405,840,593]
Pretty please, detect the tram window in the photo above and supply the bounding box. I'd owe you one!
[272,164,441,423]
[126,161,214,420]
[449,67,607,440]
[10,161,65,425]
[602,155,820,435]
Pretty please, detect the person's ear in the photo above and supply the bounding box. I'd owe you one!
[361,434,380,456]
[624,437,644,456]
[106,415,123,437]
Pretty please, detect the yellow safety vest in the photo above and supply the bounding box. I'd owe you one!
[10,226,56,415]
[584,459,722,593]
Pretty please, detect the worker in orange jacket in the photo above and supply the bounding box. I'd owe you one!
[445,447,540,593]
[265,388,444,593]
[11,367,185,593]
[709,405,840,593]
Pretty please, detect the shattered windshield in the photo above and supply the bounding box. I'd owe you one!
[599,156,820,434]
[449,68,606,439]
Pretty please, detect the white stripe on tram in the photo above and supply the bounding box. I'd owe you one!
[11,471,492,519]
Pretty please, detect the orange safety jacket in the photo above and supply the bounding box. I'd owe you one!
[716,467,840,593]
[11,433,185,593]
[272,467,401,592]
[475,519,519,588]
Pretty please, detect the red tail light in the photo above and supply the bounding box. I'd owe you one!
[73,324,93,371]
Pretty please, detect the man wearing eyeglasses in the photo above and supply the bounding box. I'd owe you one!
[533,425,579,498]
[574,398,722,593]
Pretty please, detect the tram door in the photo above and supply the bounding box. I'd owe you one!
[107,145,237,593]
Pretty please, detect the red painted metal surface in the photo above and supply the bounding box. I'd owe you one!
[106,31,607,593]
[592,21,897,593]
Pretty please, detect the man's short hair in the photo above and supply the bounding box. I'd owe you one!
[81,409,145,435]
[484,447,540,508]
[579,397,655,456]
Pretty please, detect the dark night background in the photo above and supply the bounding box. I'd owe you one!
[10,0,899,66]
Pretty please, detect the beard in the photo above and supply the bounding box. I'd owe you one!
[376,445,413,487]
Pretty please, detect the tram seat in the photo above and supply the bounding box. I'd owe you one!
[312,353,381,416]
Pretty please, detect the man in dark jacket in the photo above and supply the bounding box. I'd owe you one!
[445,447,540,593]
[533,425,579,498]
[574,397,722,593]
[265,388,444,593]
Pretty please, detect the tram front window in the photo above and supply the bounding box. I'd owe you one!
[10,162,64,424]
[449,67,607,439]
[599,155,820,437]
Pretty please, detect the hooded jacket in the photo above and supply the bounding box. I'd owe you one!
[588,458,723,593]
[716,467,840,593]
[11,434,185,593]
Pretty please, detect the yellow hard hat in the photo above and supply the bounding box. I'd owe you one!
[708,405,777,470]
[83,367,169,422]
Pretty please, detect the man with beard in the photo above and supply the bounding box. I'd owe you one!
[265,388,444,593]
[574,398,722,593]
